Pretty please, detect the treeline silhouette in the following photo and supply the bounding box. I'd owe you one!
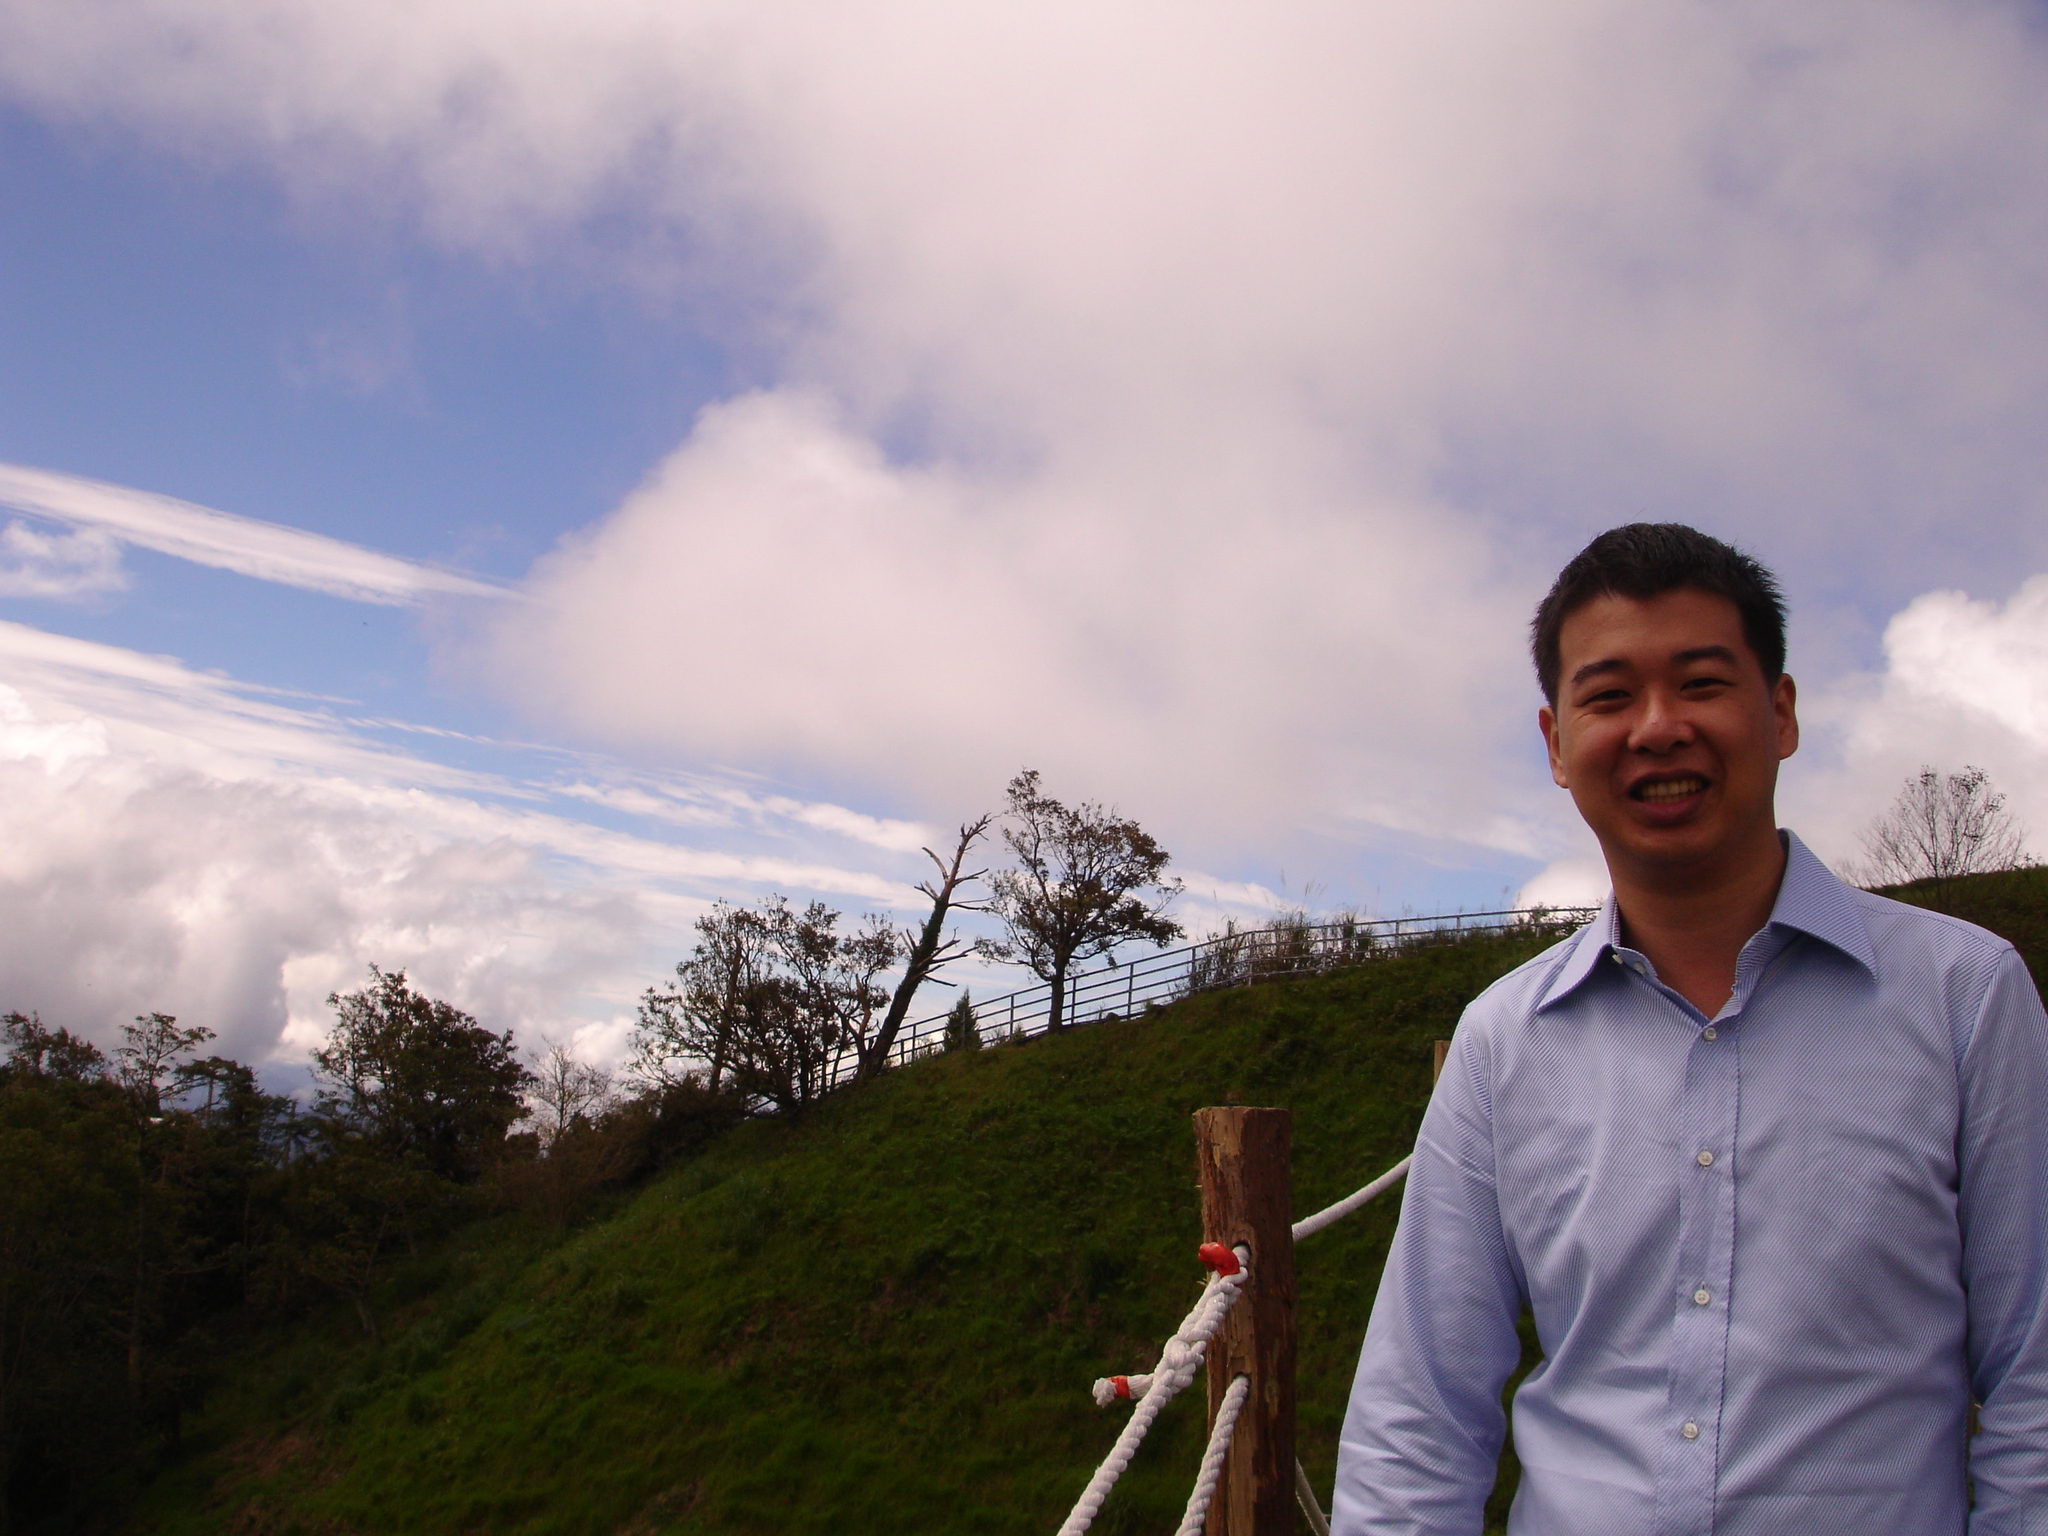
[0,970,743,1533]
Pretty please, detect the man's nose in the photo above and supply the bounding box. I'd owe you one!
[1629,690,1695,752]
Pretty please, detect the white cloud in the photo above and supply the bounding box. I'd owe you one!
[1788,576,2048,873]
[0,462,511,606]
[483,388,1519,855]
[1516,856,1611,914]
[7,0,2048,906]
[1881,579,2048,750]
[0,620,928,1073]
[0,520,128,600]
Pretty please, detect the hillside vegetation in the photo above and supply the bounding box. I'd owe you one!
[114,869,2048,1535]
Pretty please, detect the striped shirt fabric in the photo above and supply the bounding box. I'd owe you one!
[1333,832,2048,1535]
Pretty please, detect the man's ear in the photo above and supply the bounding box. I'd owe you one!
[1539,704,1569,788]
[1773,674,1799,761]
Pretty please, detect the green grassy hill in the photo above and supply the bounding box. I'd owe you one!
[118,868,2048,1535]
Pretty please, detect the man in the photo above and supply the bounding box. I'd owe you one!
[1333,524,2048,1534]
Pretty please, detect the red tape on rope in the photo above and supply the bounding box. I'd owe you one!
[1109,1376,1132,1399]
[1197,1241,1241,1276]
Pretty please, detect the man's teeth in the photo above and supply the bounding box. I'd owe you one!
[1639,779,1706,804]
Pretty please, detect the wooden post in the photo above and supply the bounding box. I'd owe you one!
[1193,1107,1295,1536]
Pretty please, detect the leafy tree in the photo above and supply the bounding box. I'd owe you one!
[289,970,531,1337]
[985,769,1183,1030]
[943,991,981,1053]
[858,815,995,1080]
[1859,765,2030,888]
[114,1012,215,1117]
[0,1011,296,1526]
[313,967,532,1182]
[108,1015,217,1419]
[0,1011,107,1082]
[634,902,778,1094]
[635,897,898,1114]
[0,1027,133,1528]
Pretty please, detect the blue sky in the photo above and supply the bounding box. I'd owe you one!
[4,0,2048,1077]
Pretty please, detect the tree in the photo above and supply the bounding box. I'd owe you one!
[312,967,532,1182]
[942,991,980,1053]
[634,902,778,1094]
[526,1036,614,1153]
[856,815,994,1081]
[1858,766,2030,888]
[0,1019,133,1528]
[634,897,899,1115]
[294,970,532,1337]
[0,1012,107,1082]
[114,1013,215,1117]
[984,769,1183,1031]
[110,1015,216,1413]
[508,1037,631,1228]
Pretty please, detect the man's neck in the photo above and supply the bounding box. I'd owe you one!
[1611,827,1788,1018]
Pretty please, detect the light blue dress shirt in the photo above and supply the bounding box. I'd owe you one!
[1334,833,2048,1535]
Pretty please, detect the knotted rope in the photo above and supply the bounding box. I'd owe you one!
[1057,1151,1413,1536]
[1056,1241,1250,1536]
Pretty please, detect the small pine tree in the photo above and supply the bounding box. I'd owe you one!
[943,991,981,1052]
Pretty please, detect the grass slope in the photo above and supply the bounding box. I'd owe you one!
[123,868,2048,1535]
[124,928,1561,1536]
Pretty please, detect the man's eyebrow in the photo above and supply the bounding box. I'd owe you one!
[1568,657,1628,689]
[1672,644,1741,668]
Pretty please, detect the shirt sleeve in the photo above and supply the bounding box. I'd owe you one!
[1333,1014,1529,1536]
[1960,948,2048,1534]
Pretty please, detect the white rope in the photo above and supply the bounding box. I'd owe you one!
[1090,1372,1152,1407]
[1290,1154,1411,1242]
[1294,1457,1332,1536]
[1058,1244,1250,1536]
[1172,1373,1251,1536]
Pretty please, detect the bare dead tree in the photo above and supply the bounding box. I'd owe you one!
[526,1036,614,1153]
[1858,765,2029,888]
[856,815,995,1081]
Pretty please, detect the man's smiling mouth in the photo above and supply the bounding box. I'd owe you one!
[1634,776,1707,804]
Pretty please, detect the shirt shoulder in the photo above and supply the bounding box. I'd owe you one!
[1838,886,2031,1063]
[1456,925,1590,1035]
[1844,885,2020,972]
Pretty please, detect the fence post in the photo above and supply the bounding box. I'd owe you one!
[1193,1106,1295,1536]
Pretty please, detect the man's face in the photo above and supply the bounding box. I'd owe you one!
[1539,587,1798,882]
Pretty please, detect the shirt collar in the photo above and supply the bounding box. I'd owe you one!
[1535,829,1875,1012]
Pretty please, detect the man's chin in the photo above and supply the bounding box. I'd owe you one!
[1606,822,1725,874]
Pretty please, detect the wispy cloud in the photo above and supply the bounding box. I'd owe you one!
[0,462,513,606]
[0,519,128,600]
[0,618,932,1071]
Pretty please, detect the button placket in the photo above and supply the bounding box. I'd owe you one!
[1660,1011,1740,1534]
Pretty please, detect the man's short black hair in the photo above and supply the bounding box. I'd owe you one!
[1531,523,1786,705]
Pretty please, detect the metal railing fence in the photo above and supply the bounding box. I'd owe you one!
[840,904,1598,1085]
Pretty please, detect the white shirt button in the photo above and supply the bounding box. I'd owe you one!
[1693,1288,1711,1305]
[1697,1150,1714,1167]
[1682,1421,1700,1440]
[1701,1026,1718,1040]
